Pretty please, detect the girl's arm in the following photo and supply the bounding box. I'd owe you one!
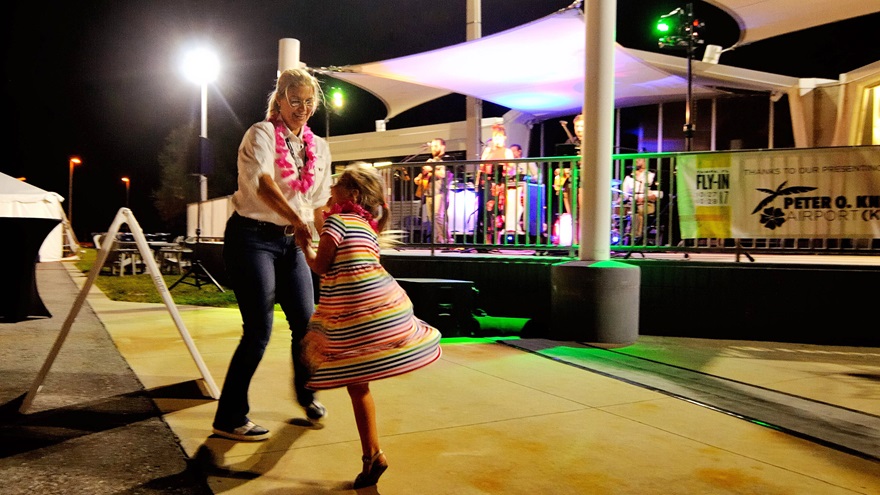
[313,205,329,235]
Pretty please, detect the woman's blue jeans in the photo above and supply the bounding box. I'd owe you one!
[213,213,315,430]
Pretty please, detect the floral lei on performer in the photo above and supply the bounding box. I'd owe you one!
[272,118,316,193]
[325,200,380,234]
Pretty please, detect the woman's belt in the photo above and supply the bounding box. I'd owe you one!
[233,213,296,236]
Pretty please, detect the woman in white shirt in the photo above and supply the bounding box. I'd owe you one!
[212,68,333,441]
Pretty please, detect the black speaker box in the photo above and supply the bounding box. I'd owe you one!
[396,278,479,337]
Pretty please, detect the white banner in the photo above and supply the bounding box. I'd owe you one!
[187,195,233,239]
[677,147,880,238]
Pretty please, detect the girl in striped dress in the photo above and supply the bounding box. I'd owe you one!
[296,163,442,489]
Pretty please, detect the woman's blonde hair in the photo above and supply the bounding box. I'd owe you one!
[266,68,323,121]
[334,163,390,234]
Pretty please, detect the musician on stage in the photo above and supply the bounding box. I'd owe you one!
[553,114,584,241]
[476,123,514,243]
[564,113,585,149]
[416,138,453,243]
[510,144,539,183]
[622,157,659,241]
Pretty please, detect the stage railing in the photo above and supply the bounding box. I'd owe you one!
[378,157,583,256]
[373,146,880,257]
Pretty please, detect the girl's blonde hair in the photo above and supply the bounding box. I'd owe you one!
[334,163,390,233]
[266,68,323,121]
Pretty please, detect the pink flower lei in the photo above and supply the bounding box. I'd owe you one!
[325,200,380,233]
[272,118,316,193]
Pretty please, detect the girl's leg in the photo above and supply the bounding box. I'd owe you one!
[347,382,380,457]
[348,382,388,488]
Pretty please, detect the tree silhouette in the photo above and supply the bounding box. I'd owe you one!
[152,123,199,234]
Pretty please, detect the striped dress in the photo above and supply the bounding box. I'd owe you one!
[304,212,442,390]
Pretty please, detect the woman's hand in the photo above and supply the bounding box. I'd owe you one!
[290,218,308,234]
[294,228,313,251]
[256,174,309,231]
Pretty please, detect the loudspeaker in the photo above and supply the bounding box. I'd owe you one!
[525,182,545,233]
[397,278,479,337]
[199,137,214,175]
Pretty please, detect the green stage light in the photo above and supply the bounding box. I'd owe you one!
[329,87,344,109]
[655,7,684,45]
[656,18,672,33]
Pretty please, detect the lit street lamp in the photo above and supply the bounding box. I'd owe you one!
[169,46,225,292]
[121,177,130,208]
[181,47,219,202]
[68,156,82,225]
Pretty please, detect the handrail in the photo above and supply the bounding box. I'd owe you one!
[370,147,880,257]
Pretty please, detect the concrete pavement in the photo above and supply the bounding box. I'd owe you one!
[1,261,877,494]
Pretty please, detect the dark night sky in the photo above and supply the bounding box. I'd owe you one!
[4,1,878,238]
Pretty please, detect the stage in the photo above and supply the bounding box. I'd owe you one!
[380,249,880,347]
[188,238,879,346]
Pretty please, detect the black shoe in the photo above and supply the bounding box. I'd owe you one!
[212,421,270,441]
[304,400,327,421]
[354,450,388,489]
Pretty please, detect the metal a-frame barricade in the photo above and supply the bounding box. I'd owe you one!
[20,208,220,413]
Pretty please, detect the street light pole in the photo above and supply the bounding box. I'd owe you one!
[182,47,218,202]
[199,81,208,202]
[121,177,130,208]
[68,156,81,226]
[172,46,224,292]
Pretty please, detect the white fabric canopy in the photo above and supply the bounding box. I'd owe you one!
[0,172,66,262]
[317,8,798,121]
[316,4,877,122]
[708,0,879,46]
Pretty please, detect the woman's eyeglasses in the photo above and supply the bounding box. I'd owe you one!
[287,97,316,109]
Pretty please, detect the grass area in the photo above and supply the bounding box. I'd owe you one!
[75,248,239,308]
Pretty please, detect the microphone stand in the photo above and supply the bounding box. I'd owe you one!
[401,145,430,163]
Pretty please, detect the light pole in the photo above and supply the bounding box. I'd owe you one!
[181,47,219,202]
[171,46,225,292]
[67,156,81,226]
[121,177,130,208]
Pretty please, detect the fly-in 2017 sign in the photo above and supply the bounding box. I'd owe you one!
[677,147,880,239]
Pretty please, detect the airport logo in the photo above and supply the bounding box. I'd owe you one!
[751,181,818,230]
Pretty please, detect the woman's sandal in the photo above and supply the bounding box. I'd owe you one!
[353,450,388,488]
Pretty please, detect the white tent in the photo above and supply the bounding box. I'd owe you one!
[0,172,67,262]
